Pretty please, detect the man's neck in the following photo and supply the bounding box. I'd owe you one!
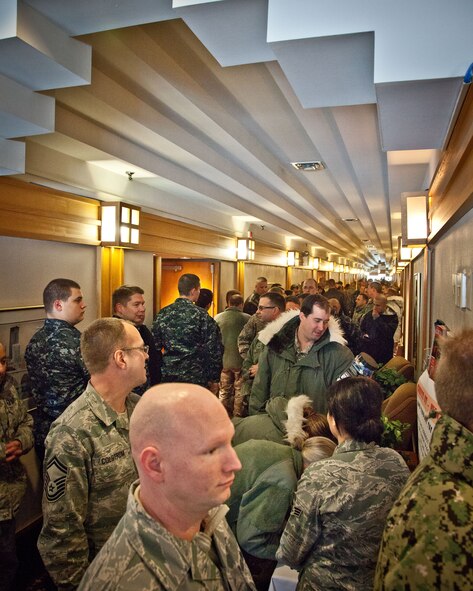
[89,375,129,413]
[296,328,314,352]
[139,485,205,542]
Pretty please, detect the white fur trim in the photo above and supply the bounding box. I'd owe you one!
[257,309,300,345]
[284,395,312,447]
[327,316,347,346]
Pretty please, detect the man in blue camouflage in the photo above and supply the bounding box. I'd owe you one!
[152,273,223,389]
[375,328,473,590]
[25,278,89,460]
[78,383,256,591]
[38,318,147,590]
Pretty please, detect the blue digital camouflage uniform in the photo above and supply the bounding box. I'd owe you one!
[0,374,34,521]
[38,383,139,590]
[277,439,409,591]
[78,482,256,591]
[25,318,89,446]
[375,413,473,590]
[152,297,223,387]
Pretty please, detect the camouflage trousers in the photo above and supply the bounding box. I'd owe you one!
[218,369,243,418]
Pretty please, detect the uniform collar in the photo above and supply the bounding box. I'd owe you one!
[84,382,131,428]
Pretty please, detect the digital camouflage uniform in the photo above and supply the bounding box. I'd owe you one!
[238,315,266,360]
[375,414,473,590]
[25,318,89,447]
[0,375,34,589]
[152,298,223,387]
[277,439,409,591]
[78,482,256,591]
[38,383,139,590]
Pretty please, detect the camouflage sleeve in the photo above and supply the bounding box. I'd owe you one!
[151,315,163,351]
[12,387,34,454]
[241,337,257,379]
[204,316,224,382]
[38,427,92,590]
[276,470,322,568]
[248,347,271,415]
[238,319,256,359]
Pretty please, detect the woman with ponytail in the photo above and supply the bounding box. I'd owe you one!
[277,377,410,591]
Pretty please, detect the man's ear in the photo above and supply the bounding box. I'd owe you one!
[140,446,165,482]
[53,299,63,312]
[115,303,124,317]
[113,348,127,370]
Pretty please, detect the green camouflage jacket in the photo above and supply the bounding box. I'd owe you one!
[152,298,223,386]
[277,439,409,591]
[215,307,251,369]
[0,374,34,520]
[38,383,139,590]
[78,482,256,591]
[237,315,266,360]
[375,414,473,590]
[25,318,89,445]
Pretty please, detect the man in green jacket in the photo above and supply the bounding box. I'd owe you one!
[249,294,353,415]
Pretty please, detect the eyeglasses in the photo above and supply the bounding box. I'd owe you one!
[257,305,276,311]
[121,345,149,354]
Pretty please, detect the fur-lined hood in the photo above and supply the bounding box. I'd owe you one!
[283,394,312,448]
[258,309,347,351]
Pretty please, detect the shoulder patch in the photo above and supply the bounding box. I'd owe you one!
[292,506,303,518]
[45,456,69,502]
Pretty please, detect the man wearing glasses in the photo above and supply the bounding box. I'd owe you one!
[38,317,147,590]
[249,294,354,415]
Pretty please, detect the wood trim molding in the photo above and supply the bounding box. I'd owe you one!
[429,85,473,242]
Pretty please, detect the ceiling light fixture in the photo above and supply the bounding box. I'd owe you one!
[341,217,359,222]
[290,161,325,172]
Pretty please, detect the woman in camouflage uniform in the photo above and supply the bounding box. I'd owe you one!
[277,377,409,590]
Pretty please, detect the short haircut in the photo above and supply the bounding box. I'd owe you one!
[369,281,382,294]
[357,293,369,304]
[290,283,300,290]
[178,273,200,296]
[269,286,285,295]
[327,376,384,445]
[226,289,240,305]
[256,277,267,284]
[387,288,399,296]
[229,293,244,307]
[435,329,473,429]
[300,294,330,316]
[301,436,336,464]
[112,285,144,311]
[259,291,285,312]
[81,317,128,375]
[196,288,213,309]
[327,279,336,288]
[43,278,80,313]
[285,295,300,305]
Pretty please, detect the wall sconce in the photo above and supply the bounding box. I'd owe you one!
[302,251,310,267]
[237,236,255,261]
[397,236,413,262]
[401,191,428,246]
[312,257,319,270]
[101,202,141,247]
[287,251,298,266]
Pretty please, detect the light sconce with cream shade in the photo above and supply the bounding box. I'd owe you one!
[237,236,255,261]
[401,191,428,246]
[100,202,141,247]
[287,250,300,266]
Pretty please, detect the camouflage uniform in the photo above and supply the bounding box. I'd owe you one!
[152,298,223,387]
[38,383,139,590]
[1,374,34,590]
[78,481,256,591]
[25,318,89,447]
[277,439,409,590]
[0,375,34,521]
[238,315,266,360]
[375,414,473,590]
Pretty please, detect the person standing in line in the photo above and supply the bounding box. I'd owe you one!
[215,294,250,417]
[152,273,223,390]
[243,277,268,315]
[25,278,89,460]
[0,341,34,591]
[78,383,256,591]
[38,318,147,589]
[112,284,162,394]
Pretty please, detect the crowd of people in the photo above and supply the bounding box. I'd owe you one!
[1,273,472,591]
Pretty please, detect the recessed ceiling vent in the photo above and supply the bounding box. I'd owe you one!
[291,161,325,172]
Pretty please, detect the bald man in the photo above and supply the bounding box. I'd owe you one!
[79,384,256,591]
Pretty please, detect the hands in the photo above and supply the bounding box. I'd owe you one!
[249,364,259,378]
[5,439,23,462]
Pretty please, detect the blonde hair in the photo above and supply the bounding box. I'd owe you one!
[301,436,336,465]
